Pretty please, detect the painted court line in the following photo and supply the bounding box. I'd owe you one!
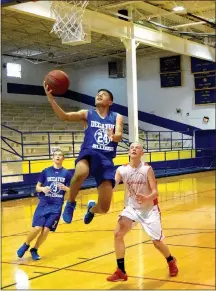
[64,268,215,288]
[1,230,214,289]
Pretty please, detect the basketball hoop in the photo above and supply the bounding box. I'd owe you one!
[50,1,90,45]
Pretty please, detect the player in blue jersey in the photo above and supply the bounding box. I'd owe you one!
[44,83,123,225]
[17,149,71,260]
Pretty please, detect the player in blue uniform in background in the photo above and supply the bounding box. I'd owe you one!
[17,149,71,260]
[44,83,123,225]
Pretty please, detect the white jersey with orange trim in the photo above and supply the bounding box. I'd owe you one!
[118,162,158,211]
[118,162,163,241]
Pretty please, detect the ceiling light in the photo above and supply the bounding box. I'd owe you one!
[173,6,185,12]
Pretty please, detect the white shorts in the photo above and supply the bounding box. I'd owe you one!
[119,205,164,241]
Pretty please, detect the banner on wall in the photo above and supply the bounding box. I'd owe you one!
[191,57,216,105]
[160,55,181,88]
[195,89,216,105]
[191,57,216,73]
[160,72,181,88]
[194,72,216,89]
[160,55,181,72]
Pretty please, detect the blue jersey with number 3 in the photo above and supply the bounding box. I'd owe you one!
[80,109,118,159]
[37,166,71,213]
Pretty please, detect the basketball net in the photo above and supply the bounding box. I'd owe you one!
[50,1,89,45]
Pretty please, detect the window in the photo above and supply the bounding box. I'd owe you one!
[6,63,21,78]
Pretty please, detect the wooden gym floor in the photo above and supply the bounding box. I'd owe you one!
[1,171,215,290]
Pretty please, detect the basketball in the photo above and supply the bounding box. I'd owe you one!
[44,70,70,95]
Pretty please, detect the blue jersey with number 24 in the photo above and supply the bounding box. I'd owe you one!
[80,109,118,159]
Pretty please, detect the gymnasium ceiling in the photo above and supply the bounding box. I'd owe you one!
[1,1,215,68]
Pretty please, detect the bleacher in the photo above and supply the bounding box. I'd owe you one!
[0,102,127,192]
[122,124,192,152]
[1,102,215,201]
[2,102,128,161]
[2,102,193,161]
[2,102,83,159]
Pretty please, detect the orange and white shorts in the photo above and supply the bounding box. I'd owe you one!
[119,205,164,241]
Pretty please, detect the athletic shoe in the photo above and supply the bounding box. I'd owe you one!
[30,248,40,260]
[17,243,29,258]
[168,257,178,276]
[84,200,95,224]
[62,201,76,223]
[107,268,128,282]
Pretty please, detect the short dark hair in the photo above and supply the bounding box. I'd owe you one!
[98,89,113,101]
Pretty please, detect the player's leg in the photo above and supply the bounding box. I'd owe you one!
[152,239,171,257]
[107,215,133,282]
[26,227,43,245]
[152,240,178,276]
[30,227,50,260]
[63,159,89,223]
[84,180,113,224]
[84,158,115,224]
[69,159,90,202]
[33,227,50,250]
[114,216,133,263]
[30,213,60,260]
[17,226,42,258]
[17,205,45,258]
[139,206,178,277]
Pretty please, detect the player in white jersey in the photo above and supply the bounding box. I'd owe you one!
[107,142,178,282]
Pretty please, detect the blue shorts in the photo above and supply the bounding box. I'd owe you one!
[32,204,61,232]
[76,149,116,188]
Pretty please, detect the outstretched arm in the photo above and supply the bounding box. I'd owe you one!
[146,167,158,200]
[43,82,87,122]
[108,114,123,142]
[114,168,123,191]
